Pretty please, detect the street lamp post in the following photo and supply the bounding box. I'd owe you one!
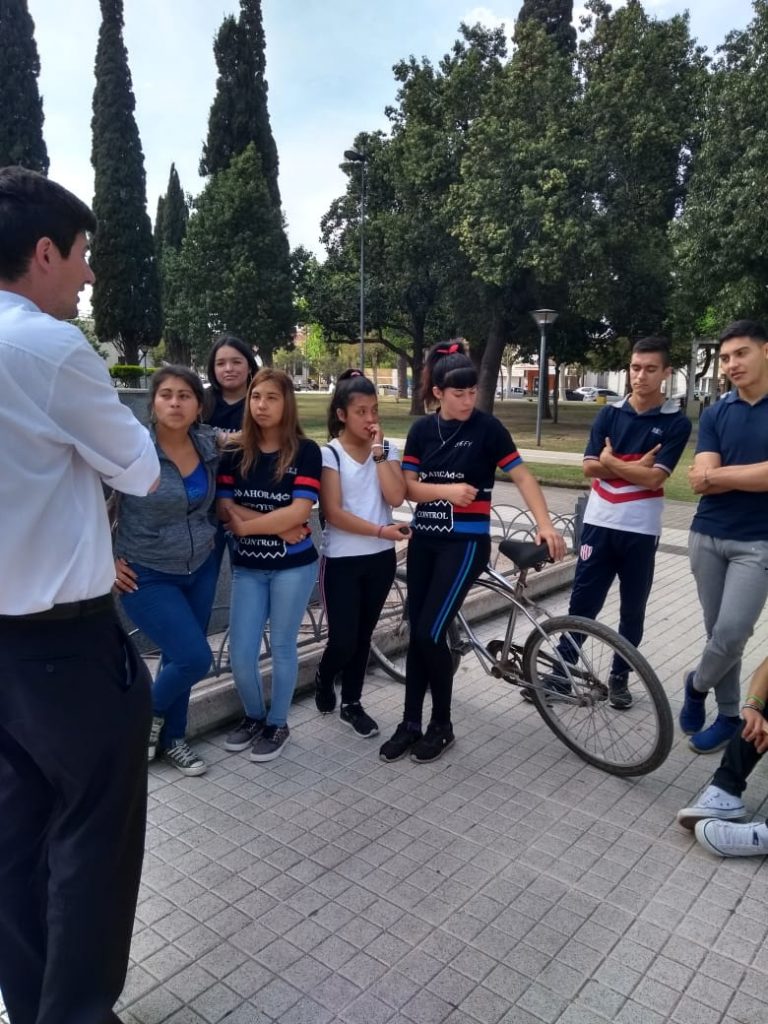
[530,308,558,447]
[344,148,367,370]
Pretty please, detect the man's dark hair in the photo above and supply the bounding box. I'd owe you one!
[718,319,768,346]
[632,336,671,367]
[0,166,97,281]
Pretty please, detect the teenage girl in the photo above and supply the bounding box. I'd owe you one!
[217,369,321,762]
[114,366,221,777]
[316,370,411,737]
[204,332,259,432]
[379,341,567,764]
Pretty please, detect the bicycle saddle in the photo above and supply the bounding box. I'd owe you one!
[498,539,551,570]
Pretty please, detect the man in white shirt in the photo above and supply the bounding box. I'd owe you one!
[0,167,160,1024]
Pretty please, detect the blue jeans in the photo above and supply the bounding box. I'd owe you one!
[229,561,317,727]
[120,552,218,743]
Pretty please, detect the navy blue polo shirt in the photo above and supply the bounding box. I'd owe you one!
[691,390,768,541]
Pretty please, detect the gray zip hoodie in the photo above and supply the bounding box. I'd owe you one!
[114,424,219,574]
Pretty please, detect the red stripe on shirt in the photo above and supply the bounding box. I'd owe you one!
[454,500,492,515]
[593,481,663,503]
[294,475,320,489]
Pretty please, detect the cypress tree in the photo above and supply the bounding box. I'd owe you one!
[0,0,49,173]
[156,163,191,364]
[200,0,281,206]
[516,0,577,56]
[90,0,161,365]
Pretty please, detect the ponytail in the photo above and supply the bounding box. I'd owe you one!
[421,340,477,409]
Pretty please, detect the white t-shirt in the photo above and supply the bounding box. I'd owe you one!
[321,437,401,558]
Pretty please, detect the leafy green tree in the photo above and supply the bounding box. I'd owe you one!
[90,0,161,365]
[155,163,191,364]
[167,144,293,364]
[0,0,48,172]
[674,0,768,325]
[450,20,586,411]
[516,0,577,56]
[578,0,707,340]
[200,0,280,205]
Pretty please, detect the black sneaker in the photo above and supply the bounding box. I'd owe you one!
[609,673,632,710]
[250,724,290,762]
[340,702,379,737]
[410,721,455,763]
[224,716,266,751]
[314,670,336,714]
[379,722,422,762]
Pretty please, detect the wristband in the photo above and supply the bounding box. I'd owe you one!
[745,694,766,710]
[371,443,384,449]
[373,453,387,464]
[377,525,385,538]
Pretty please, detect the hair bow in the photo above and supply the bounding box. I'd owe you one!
[436,342,460,355]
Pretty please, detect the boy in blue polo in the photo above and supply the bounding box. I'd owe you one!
[563,337,691,708]
[682,320,768,753]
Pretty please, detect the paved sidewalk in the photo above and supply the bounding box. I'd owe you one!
[6,490,768,1024]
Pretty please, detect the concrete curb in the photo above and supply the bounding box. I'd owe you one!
[186,556,576,739]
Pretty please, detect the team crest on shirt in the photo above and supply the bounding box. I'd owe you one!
[580,544,593,561]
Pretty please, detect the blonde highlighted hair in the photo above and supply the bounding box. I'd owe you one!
[239,368,306,479]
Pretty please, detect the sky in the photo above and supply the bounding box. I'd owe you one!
[26,0,756,259]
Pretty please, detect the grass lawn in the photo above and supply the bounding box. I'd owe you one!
[296,393,699,503]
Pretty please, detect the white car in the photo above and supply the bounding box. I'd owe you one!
[574,386,622,403]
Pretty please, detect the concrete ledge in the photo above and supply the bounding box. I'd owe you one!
[186,555,576,739]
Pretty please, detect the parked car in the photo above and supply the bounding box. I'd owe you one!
[497,385,527,399]
[573,386,622,403]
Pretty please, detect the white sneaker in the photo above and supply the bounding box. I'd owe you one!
[695,819,768,858]
[676,784,745,830]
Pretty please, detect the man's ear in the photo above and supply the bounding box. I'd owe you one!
[34,236,56,271]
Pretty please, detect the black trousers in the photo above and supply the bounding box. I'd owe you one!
[713,715,768,799]
[567,523,658,675]
[318,549,396,703]
[404,534,490,726]
[0,608,151,1024]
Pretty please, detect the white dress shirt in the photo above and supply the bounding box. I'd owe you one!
[0,290,160,614]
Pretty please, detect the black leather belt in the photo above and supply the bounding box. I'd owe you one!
[0,594,114,623]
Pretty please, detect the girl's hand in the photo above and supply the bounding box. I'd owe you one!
[225,506,250,537]
[278,526,310,545]
[114,557,138,593]
[445,483,478,507]
[368,421,385,448]
[741,707,764,745]
[536,526,567,561]
[377,523,411,542]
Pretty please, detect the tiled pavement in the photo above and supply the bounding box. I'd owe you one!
[5,489,768,1024]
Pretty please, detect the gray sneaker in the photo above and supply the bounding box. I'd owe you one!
[250,724,290,762]
[224,716,265,751]
[148,715,164,761]
[163,739,207,777]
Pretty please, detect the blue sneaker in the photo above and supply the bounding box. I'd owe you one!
[689,714,741,754]
[679,671,707,735]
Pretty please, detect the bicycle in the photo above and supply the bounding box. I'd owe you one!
[369,537,673,777]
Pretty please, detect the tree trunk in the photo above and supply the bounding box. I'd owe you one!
[408,318,426,416]
[165,331,191,366]
[477,305,508,414]
[552,359,560,424]
[397,352,408,401]
[120,334,140,366]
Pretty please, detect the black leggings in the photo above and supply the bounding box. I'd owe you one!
[713,714,768,799]
[404,534,490,726]
[318,549,396,704]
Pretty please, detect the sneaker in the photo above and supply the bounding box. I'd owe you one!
[224,716,265,752]
[314,670,336,715]
[250,724,290,762]
[411,721,455,763]
[522,672,572,704]
[676,784,746,830]
[379,722,422,763]
[688,714,741,754]
[340,702,379,737]
[679,670,707,735]
[609,673,633,710]
[148,715,164,761]
[163,739,207,777]
[695,818,768,858]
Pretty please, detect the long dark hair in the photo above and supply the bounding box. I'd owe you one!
[327,369,377,437]
[239,369,305,479]
[420,340,477,409]
[205,333,258,397]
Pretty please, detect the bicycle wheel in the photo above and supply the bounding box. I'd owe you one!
[369,577,462,683]
[522,615,672,777]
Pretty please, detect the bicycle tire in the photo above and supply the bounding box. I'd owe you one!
[369,578,462,683]
[522,615,672,777]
